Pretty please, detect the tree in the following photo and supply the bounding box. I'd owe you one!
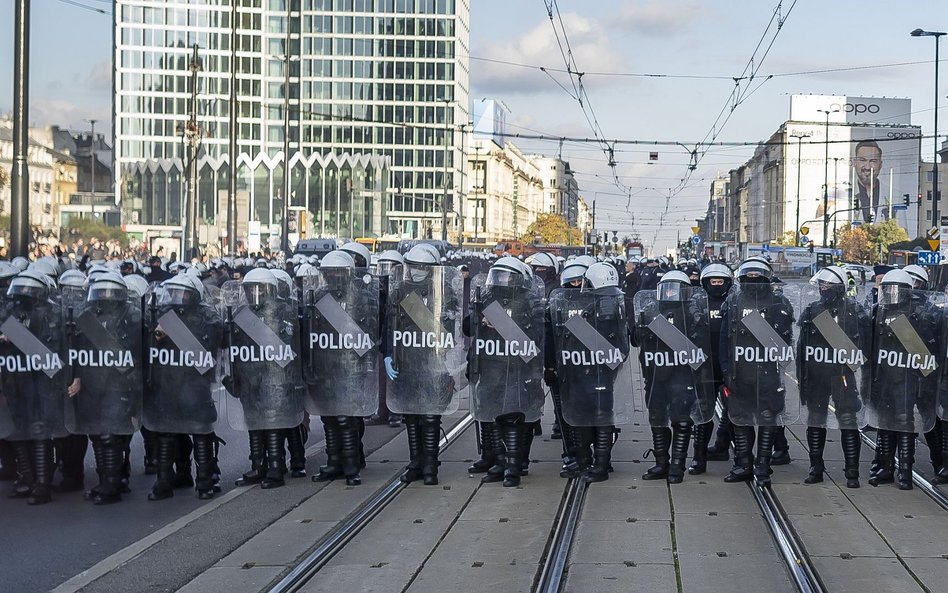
[772,230,797,246]
[866,218,909,261]
[66,218,130,249]
[520,213,582,245]
[836,224,872,263]
[0,167,9,192]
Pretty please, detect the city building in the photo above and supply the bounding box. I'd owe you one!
[114,0,470,254]
[917,140,948,231]
[531,156,579,226]
[51,126,118,225]
[701,95,922,250]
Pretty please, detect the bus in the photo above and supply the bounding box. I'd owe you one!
[355,237,400,253]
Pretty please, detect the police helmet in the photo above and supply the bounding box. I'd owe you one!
[584,262,620,290]
[340,242,371,269]
[89,272,128,303]
[242,268,278,306]
[903,264,929,289]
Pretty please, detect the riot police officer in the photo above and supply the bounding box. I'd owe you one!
[866,269,941,490]
[65,272,142,504]
[384,245,464,486]
[144,274,223,500]
[796,266,870,488]
[634,271,714,483]
[467,256,545,487]
[720,258,796,487]
[692,263,734,473]
[223,268,304,489]
[305,251,379,486]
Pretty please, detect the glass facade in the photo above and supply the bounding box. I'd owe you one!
[114,0,470,243]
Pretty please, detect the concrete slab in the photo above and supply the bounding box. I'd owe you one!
[299,563,415,593]
[811,556,926,593]
[675,513,776,557]
[865,513,948,558]
[671,481,759,515]
[461,479,562,521]
[903,557,948,591]
[216,520,338,568]
[563,563,677,593]
[570,519,673,565]
[428,518,552,567]
[789,514,894,558]
[771,481,855,514]
[678,554,796,593]
[844,486,947,518]
[582,484,671,521]
[175,565,284,593]
[407,562,538,593]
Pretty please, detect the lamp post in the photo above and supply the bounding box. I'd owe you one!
[85,118,97,220]
[817,108,839,246]
[912,28,946,226]
[274,52,299,254]
[440,99,451,243]
[832,157,842,247]
[790,131,811,246]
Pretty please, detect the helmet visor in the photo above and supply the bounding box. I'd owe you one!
[163,287,199,306]
[486,268,518,289]
[89,285,127,302]
[658,281,687,302]
[243,283,272,307]
[879,284,908,306]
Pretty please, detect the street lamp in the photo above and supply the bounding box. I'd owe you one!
[274,52,300,254]
[912,28,946,226]
[440,99,452,244]
[790,131,811,246]
[817,108,839,246]
[85,118,97,220]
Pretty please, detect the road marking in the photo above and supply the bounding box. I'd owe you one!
[50,439,326,593]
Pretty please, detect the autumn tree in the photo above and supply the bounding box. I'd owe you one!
[866,219,910,262]
[772,230,798,246]
[520,213,582,245]
[836,224,872,263]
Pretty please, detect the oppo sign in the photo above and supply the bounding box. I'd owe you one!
[829,102,880,114]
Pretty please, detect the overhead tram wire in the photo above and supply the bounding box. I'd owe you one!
[55,0,109,13]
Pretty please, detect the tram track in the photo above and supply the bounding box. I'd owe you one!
[264,413,475,593]
[533,477,588,593]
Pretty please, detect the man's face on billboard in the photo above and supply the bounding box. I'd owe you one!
[854,146,883,188]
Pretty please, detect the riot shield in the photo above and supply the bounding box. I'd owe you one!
[301,269,380,417]
[796,284,870,430]
[220,280,305,430]
[723,283,799,427]
[866,287,942,434]
[142,286,223,434]
[386,266,465,416]
[64,298,143,435]
[468,280,545,423]
[632,287,715,427]
[550,287,634,427]
[0,294,68,440]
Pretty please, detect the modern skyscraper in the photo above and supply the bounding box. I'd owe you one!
[114,0,470,253]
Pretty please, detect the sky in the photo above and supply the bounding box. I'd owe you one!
[1,0,946,251]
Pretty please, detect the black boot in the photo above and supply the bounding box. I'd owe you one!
[339,417,363,486]
[54,434,88,492]
[287,422,308,478]
[149,433,176,500]
[840,429,861,488]
[314,417,343,482]
[356,417,366,469]
[501,422,523,488]
[869,430,896,486]
[923,423,943,476]
[28,440,54,505]
[668,422,692,484]
[0,439,17,481]
[521,424,535,476]
[754,426,776,487]
[235,430,267,486]
[706,406,733,461]
[421,415,441,486]
[193,433,217,498]
[643,427,671,480]
[933,420,948,485]
[804,426,827,484]
[261,430,286,490]
[558,420,582,479]
[724,425,755,483]
[400,417,424,483]
[93,435,124,505]
[8,441,33,498]
[469,422,495,474]
[173,434,194,489]
[141,427,157,475]
[770,426,791,466]
[689,421,712,475]
[481,422,506,484]
[868,428,883,477]
[84,436,106,501]
[584,426,615,483]
[896,431,915,491]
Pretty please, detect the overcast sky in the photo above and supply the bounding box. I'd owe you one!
[1,0,946,250]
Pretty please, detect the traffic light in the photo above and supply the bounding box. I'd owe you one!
[918,193,924,204]
[868,213,875,223]
[904,194,911,207]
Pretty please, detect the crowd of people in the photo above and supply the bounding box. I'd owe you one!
[0,245,944,510]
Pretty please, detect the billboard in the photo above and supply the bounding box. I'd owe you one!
[785,95,920,242]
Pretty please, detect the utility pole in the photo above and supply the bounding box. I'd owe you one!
[441,100,451,244]
[86,118,97,220]
[280,50,291,254]
[227,0,238,254]
[591,198,597,256]
[182,44,202,261]
[10,0,31,257]
[790,131,811,246]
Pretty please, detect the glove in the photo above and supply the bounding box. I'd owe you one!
[544,368,558,387]
[384,356,398,381]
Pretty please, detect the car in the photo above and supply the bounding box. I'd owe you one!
[841,263,873,278]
